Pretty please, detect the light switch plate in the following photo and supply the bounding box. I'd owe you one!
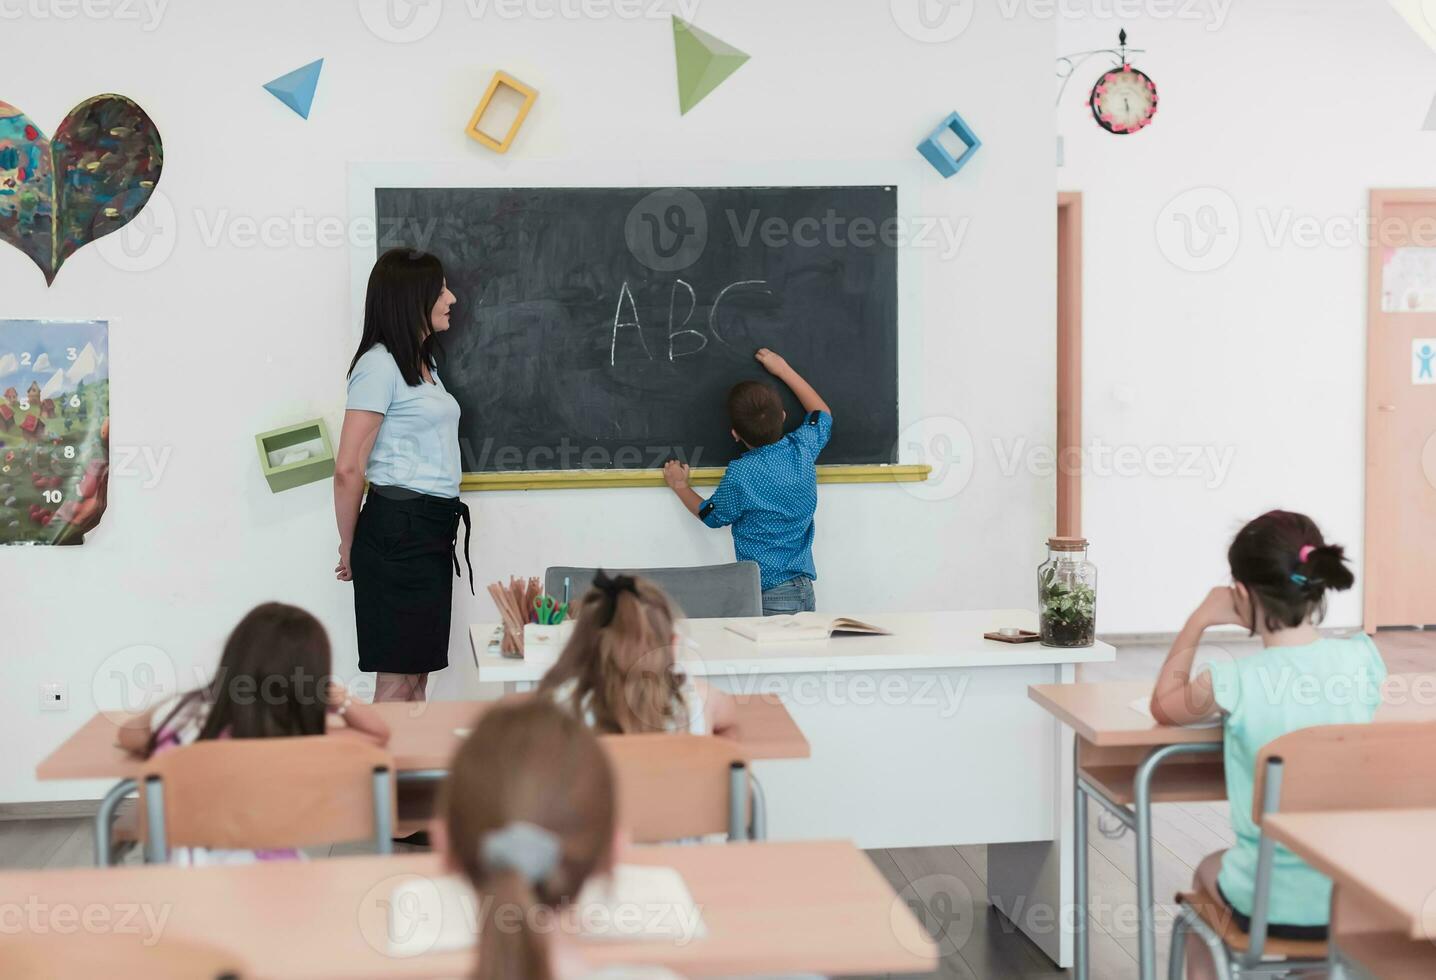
[39,681,68,711]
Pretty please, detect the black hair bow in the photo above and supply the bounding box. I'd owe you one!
[592,569,639,626]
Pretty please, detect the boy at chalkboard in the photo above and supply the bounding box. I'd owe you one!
[664,348,833,616]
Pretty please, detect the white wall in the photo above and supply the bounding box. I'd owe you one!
[1,1,1056,803]
[1060,0,1436,632]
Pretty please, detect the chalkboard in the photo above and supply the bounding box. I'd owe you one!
[373,185,899,473]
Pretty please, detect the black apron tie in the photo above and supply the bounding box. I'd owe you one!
[452,501,474,595]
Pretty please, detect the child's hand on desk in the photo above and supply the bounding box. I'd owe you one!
[755,347,791,377]
[663,460,690,490]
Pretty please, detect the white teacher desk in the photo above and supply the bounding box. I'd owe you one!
[472,609,1115,967]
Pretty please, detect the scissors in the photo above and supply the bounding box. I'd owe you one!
[533,594,567,625]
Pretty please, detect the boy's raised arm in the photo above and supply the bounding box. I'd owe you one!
[664,461,705,518]
[756,348,831,417]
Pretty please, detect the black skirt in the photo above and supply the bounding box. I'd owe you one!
[351,486,472,674]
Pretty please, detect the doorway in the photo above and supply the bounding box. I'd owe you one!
[1365,189,1436,630]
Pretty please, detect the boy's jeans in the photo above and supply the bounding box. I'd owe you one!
[762,575,816,616]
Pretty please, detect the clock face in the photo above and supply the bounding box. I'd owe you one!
[1090,65,1158,135]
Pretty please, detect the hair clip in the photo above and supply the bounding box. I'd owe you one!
[481,821,560,885]
[1290,573,1309,586]
[1298,544,1315,563]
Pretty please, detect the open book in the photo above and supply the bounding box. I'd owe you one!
[386,864,706,956]
[725,613,892,643]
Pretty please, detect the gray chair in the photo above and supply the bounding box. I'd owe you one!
[545,562,762,619]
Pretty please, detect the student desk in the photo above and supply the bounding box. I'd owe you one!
[1029,680,1223,980]
[35,697,807,867]
[474,609,1117,968]
[0,839,936,978]
[1264,809,1436,977]
[1030,675,1436,980]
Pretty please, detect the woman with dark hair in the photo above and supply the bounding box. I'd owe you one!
[334,248,470,703]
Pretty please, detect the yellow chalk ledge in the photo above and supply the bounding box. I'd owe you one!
[461,464,931,492]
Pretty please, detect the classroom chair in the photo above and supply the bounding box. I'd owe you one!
[546,562,763,618]
[1169,721,1436,980]
[137,736,396,861]
[3,933,247,979]
[600,733,766,842]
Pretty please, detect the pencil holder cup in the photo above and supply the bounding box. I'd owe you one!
[523,620,574,667]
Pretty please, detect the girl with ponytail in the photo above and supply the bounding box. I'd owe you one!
[436,699,683,980]
[536,571,735,736]
[1150,511,1387,977]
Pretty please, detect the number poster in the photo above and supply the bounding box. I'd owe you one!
[0,319,109,545]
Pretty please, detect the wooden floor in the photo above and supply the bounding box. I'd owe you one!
[2,630,1431,979]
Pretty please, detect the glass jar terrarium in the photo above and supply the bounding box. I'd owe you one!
[1038,536,1097,648]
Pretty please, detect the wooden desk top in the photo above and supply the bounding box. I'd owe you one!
[472,610,1117,682]
[35,696,808,782]
[1028,681,1223,747]
[1263,809,1436,942]
[1030,673,1436,748]
[0,841,935,979]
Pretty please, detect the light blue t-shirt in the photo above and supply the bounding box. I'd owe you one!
[1206,634,1387,926]
[345,344,462,498]
[699,410,832,590]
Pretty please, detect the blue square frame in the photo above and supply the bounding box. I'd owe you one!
[917,110,982,178]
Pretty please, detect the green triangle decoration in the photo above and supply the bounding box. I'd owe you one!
[672,16,749,115]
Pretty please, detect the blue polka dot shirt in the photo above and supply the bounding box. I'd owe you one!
[699,410,832,590]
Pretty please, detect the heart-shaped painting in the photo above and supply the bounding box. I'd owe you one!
[0,94,163,286]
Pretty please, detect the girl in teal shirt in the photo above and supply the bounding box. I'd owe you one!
[1151,511,1385,978]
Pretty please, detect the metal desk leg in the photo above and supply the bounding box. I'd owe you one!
[1132,743,1222,980]
[1135,763,1157,978]
[94,778,136,867]
[1327,885,1346,980]
[1074,739,1089,980]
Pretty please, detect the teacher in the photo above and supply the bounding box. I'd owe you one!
[334,248,471,703]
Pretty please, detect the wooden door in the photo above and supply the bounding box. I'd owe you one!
[1365,190,1436,629]
[1057,193,1083,537]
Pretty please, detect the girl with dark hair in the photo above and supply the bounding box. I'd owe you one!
[334,248,470,703]
[1150,511,1386,976]
[117,602,390,863]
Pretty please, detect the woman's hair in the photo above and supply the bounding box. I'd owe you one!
[146,602,332,756]
[1228,510,1355,635]
[536,571,688,734]
[347,248,446,387]
[442,699,617,980]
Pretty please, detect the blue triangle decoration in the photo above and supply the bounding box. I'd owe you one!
[264,59,324,119]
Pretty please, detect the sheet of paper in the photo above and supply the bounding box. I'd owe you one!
[1128,696,1222,729]
[1382,246,1436,312]
[387,865,706,957]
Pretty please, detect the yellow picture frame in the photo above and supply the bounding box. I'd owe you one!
[465,71,538,153]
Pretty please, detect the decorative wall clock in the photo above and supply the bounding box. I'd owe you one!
[1089,31,1157,135]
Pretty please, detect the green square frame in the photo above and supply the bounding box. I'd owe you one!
[255,418,335,493]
